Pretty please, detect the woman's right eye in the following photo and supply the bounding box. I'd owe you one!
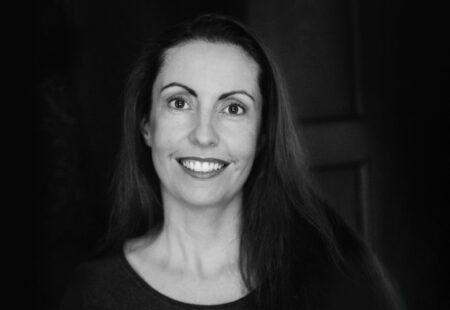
[168,96,190,110]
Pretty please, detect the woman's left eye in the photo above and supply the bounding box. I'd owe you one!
[223,103,246,115]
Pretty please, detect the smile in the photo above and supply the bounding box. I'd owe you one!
[176,157,229,178]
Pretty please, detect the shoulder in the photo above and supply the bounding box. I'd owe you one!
[291,204,403,310]
[325,262,393,310]
[59,254,142,310]
[323,207,403,310]
[294,247,400,310]
[70,255,124,288]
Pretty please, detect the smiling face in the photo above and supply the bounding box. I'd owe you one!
[142,40,262,209]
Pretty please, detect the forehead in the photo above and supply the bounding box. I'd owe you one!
[155,40,260,94]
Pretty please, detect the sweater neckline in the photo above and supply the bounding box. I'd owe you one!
[118,250,253,309]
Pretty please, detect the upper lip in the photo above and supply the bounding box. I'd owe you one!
[176,157,230,166]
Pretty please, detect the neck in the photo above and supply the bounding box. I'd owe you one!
[153,192,242,278]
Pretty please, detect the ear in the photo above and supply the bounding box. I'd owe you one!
[140,117,152,147]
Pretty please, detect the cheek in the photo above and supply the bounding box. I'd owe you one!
[225,122,259,162]
[151,115,187,152]
[150,119,183,182]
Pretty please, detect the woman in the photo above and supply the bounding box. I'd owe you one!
[61,14,403,310]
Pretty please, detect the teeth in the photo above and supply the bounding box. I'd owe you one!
[201,162,208,171]
[194,161,201,171]
[181,160,224,172]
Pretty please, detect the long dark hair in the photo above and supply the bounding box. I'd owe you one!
[105,14,402,310]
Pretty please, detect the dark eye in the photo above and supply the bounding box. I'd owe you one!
[168,97,189,110]
[224,103,245,115]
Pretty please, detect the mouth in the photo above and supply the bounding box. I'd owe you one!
[176,157,230,178]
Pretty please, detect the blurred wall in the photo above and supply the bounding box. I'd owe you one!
[250,1,443,309]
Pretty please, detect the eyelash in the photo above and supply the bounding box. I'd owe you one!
[167,96,190,110]
[166,96,247,116]
[222,102,246,115]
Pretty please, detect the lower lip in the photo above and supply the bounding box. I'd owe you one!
[178,163,227,179]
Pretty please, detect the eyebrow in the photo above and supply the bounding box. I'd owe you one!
[219,91,255,102]
[160,82,255,102]
[160,82,197,97]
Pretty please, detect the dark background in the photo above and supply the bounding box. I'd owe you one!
[34,1,446,309]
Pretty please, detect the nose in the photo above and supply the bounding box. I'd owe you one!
[188,109,219,147]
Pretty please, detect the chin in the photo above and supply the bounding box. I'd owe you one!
[180,189,240,209]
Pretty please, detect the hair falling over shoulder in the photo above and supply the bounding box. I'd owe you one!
[103,14,405,310]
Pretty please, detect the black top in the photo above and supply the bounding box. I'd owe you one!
[60,251,393,310]
[60,253,256,310]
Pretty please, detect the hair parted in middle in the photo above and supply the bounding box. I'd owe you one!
[106,14,389,310]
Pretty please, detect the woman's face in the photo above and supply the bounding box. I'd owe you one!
[142,40,262,209]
